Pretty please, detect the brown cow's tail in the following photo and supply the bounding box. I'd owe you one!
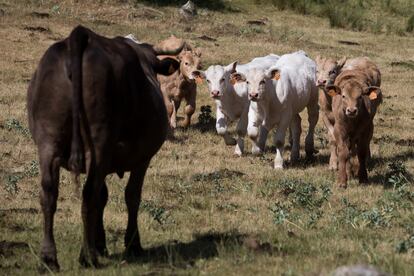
[68,25,89,179]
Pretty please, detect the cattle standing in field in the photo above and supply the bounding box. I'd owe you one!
[191,54,279,156]
[156,36,202,129]
[234,51,319,168]
[326,66,382,188]
[315,56,381,169]
[27,25,182,270]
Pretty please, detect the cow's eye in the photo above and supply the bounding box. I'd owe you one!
[206,79,210,83]
[221,78,225,82]
[184,62,189,66]
[342,95,345,98]
[246,81,250,84]
[329,70,336,75]
[260,80,266,85]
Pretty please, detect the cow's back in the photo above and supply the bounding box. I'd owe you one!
[274,51,317,113]
[343,57,381,86]
[28,33,168,173]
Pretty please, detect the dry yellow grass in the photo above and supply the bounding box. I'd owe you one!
[1,0,414,275]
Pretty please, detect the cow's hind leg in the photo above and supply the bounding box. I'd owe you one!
[38,144,61,272]
[79,167,104,267]
[124,160,150,257]
[305,87,319,158]
[289,114,301,163]
[95,182,108,257]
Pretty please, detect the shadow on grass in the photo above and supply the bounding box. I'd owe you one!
[109,231,275,267]
[110,231,246,266]
[134,0,240,12]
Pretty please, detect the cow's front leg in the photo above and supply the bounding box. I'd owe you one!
[328,134,338,170]
[216,108,236,145]
[234,107,249,156]
[124,160,150,257]
[273,118,290,169]
[248,106,264,155]
[183,90,196,128]
[336,138,350,188]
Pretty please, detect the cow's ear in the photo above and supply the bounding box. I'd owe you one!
[229,72,246,85]
[194,48,202,57]
[363,95,372,114]
[326,85,341,97]
[155,57,180,76]
[364,86,381,100]
[226,61,238,73]
[337,56,347,68]
[266,68,281,80]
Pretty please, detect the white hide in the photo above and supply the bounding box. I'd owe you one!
[245,51,319,168]
[202,54,279,156]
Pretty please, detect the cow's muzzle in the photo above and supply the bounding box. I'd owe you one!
[249,92,259,101]
[211,90,221,99]
[345,107,358,118]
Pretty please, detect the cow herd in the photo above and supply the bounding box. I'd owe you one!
[26,26,382,270]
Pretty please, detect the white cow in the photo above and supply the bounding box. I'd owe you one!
[232,51,319,168]
[192,54,279,156]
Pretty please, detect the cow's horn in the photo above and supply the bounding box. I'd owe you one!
[153,40,185,56]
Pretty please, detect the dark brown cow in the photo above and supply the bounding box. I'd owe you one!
[27,25,182,270]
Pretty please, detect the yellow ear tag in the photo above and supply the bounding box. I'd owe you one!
[369,91,377,100]
[168,64,175,74]
[327,89,337,97]
[273,71,280,80]
[195,76,203,84]
[230,77,237,85]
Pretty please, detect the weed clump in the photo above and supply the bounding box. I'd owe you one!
[269,178,331,229]
[4,118,30,138]
[196,105,215,133]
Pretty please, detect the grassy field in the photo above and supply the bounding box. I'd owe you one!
[1,0,414,275]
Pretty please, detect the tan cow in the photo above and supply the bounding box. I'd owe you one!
[315,56,381,169]
[326,66,382,188]
[156,36,202,129]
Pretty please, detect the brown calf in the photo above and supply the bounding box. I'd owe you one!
[157,36,202,129]
[327,68,382,188]
[315,56,381,169]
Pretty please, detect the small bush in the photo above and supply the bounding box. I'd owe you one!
[196,105,215,132]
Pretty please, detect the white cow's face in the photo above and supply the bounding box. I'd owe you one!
[231,68,268,101]
[191,62,237,99]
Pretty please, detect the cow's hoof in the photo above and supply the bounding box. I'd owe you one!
[96,246,109,257]
[273,164,284,170]
[79,249,100,268]
[39,256,60,273]
[234,149,243,157]
[125,246,144,258]
[338,183,348,189]
[224,138,237,146]
[329,165,338,171]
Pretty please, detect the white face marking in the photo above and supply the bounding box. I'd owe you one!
[204,65,232,97]
[242,68,268,100]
